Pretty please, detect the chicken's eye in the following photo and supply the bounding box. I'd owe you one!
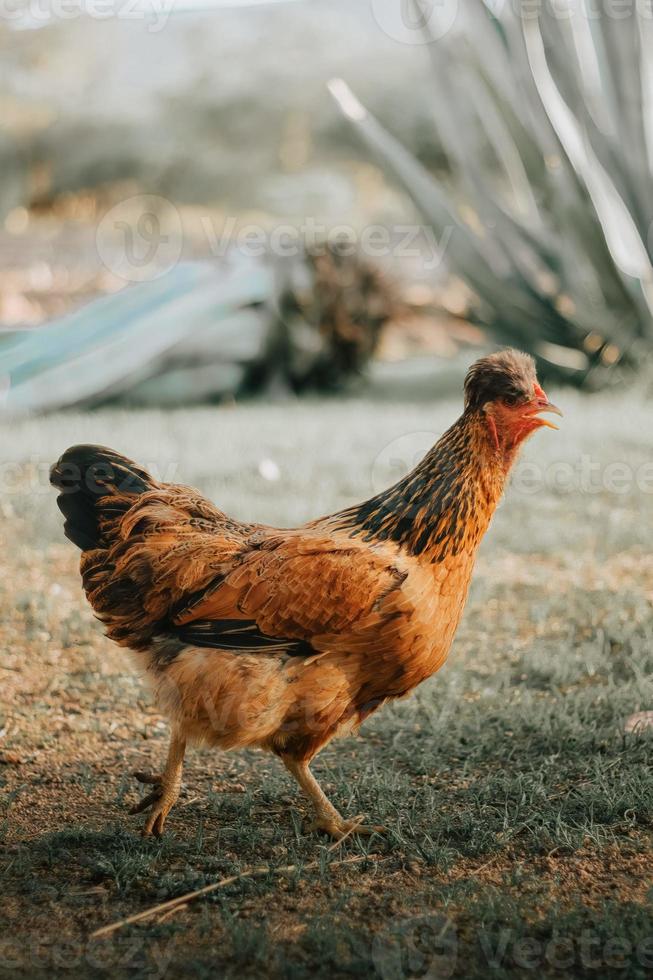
[502,392,522,407]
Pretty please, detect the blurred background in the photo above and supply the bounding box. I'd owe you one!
[3,0,653,411]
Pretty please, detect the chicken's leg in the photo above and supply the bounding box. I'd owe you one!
[130,729,186,837]
[282,756,384,839]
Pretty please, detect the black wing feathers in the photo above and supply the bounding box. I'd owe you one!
[170,618,314,657]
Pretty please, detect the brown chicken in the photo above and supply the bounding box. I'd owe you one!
[50,349,561,839]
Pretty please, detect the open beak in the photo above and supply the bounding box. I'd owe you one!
[528,396,563,430]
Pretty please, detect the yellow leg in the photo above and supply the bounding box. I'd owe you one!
[282,756,384,839]
[130,729,186,837]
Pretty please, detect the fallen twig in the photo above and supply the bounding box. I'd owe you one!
[90,853,378,939]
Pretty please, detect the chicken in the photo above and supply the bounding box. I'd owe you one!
[50,349,561,839]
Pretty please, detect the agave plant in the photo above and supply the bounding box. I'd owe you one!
[330,0,653,385]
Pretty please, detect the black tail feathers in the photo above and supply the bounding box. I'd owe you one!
[50,444,154,551]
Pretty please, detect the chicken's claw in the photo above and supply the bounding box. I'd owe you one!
[129,788,162,815]
[309,815,385,840]
[129,770,179,837]
[132,770,163,786]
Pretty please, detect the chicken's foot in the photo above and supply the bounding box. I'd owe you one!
[130,730,186,837]
[282,756,384,840]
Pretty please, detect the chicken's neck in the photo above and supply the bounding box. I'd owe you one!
[337,410,512,563]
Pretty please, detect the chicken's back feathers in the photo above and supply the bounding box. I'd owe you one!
[49,445,410,664]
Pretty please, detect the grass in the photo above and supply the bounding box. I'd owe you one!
[0,387,652,977]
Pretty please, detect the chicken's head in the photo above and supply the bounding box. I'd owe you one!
[464,349,562,455]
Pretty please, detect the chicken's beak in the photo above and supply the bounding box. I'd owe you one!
[527,392,563,430]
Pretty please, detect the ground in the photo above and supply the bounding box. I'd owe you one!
[1,389,652,978]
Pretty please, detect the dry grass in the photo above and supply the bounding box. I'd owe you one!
[1,389,653,978]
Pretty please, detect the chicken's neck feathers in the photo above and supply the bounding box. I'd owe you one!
[334,410,510,562]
